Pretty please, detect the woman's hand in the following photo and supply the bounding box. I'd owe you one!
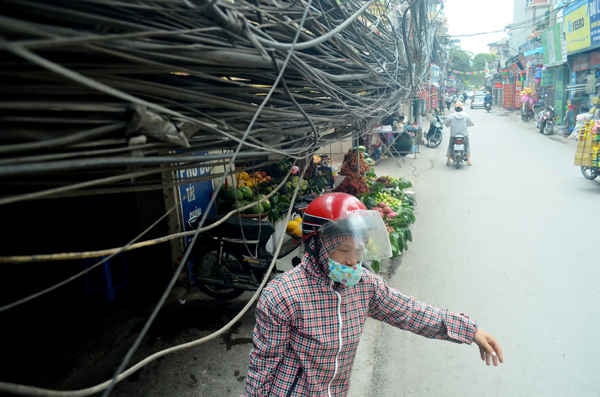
[473,329,503,366]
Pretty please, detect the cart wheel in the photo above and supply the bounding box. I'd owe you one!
[581,167,599,180]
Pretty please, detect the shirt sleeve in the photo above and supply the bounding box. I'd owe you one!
[367,274,477,344]
[245,288,291,396]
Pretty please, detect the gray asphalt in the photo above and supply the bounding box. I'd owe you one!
[351,109,600,396]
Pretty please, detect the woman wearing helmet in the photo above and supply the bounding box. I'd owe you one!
[245,193,502,396]
[444,101,474,166]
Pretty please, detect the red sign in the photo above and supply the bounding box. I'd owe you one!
[571,53,590,72]
[527,0,549,7]
[494,82,503,88]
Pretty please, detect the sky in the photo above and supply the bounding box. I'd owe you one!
[443,0,514,55]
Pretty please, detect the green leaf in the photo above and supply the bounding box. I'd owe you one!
[370,260,381,273]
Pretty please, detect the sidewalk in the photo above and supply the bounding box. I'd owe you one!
[348,154,425,397]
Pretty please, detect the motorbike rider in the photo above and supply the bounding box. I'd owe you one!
[245,192,503,396]
[484,91,493,108]
[444,101,474,166]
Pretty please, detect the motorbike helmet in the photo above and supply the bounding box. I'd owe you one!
[302,192,392,260]
[455,101,464,111]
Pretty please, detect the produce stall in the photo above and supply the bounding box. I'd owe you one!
[331,147,416,270]
[214,148,416,272]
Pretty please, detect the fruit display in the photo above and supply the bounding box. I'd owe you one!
[339,149,370,176]
[218,177,272,216]
[237,171,272,188]
[360,175,415,261]
[334,148,371,196]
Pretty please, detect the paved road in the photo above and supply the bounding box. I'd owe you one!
[350,109,600,396]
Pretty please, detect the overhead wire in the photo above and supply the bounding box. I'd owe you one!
[0,0,441,393]
[99,0,313,394]
[0,165,295,314]
[0,161,310,397]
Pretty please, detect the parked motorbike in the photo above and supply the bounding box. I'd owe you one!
[536,106,555,135]
[425,113,443,148]
[521,102,535,121]
[188,214,302,300]
[581,166,599,181]
[449,134,467,169]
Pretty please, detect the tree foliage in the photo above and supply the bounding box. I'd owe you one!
[448,46,499,90]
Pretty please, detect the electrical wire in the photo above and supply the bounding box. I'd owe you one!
[0,122,126,155]
[0,0,441,392]
[0,165,294,316]
[0,160,310,397]
[251,0,377,50]
[100,1,312,393]
[0,206,175,313]
[0,164,292,265]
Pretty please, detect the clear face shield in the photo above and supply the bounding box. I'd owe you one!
[319,210,392,264]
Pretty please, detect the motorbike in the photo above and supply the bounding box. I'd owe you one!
[188,214,302,300]
[484,101,492,112]
[425,113,443,148]
[449,134,467,169]
[536,106,555,135]
[521,102,535,121]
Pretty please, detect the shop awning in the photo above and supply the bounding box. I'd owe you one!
[524,47,544,56]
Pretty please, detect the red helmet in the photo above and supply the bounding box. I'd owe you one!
[301,192,366,240]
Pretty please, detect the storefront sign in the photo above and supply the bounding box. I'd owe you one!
[591,0,600,46]
[565,0,591,53]
[543,24,566,65]
[175,154,214,236]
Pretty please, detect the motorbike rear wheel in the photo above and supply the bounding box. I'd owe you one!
[193,249,246,300]
[454,156,463,169]
[581,166,599,180]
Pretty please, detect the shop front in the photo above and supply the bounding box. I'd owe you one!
[566,50,600,113]
[500,59,525,110]
[564,0,600,112]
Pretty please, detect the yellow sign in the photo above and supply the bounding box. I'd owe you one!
[565,1,591,53]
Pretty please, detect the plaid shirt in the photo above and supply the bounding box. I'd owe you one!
[245,243,477,397]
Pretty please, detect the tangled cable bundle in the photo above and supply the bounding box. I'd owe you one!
[0,0,439,195]
[0,1,445,395]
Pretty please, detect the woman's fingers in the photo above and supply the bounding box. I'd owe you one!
[474,329,503,367]
[488,338,504,364]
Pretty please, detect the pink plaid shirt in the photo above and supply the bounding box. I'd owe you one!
[245,249,477,397]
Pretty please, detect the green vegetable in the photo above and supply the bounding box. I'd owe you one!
[239,186,254,200]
